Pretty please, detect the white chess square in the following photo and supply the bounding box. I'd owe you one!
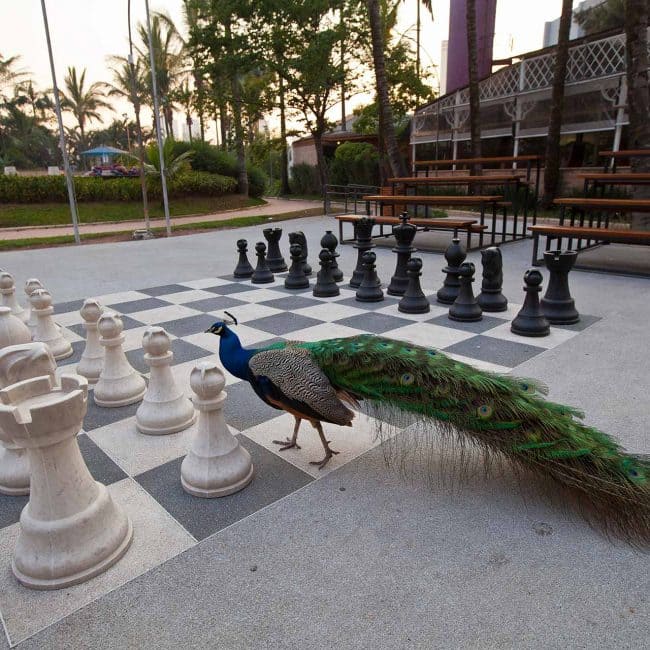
[180,277,232,289]
[227,288,290,303]
[374,302,448,322]
[293,302,366,322]
[482,321,578,349]
[129,305,202,325]
[159,289,218,304]
[95,290,152,306]
[210,302,283,323]
[284,322,367,342]
[381,322,474,349]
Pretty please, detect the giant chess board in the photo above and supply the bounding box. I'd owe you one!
[0,272,600,646]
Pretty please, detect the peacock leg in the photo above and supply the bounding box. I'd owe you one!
[273,416,302,450]
[309,420,339,469]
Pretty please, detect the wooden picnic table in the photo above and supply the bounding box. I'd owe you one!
[362,194,505,247]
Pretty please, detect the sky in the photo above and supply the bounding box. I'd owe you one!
[0,0,566,140]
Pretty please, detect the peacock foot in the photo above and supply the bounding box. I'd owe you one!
[309,446,339,470]
[272,438,301,451]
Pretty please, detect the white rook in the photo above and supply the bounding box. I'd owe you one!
[76,299,104,384]
[181,362,253,497]
[0,272,27,323]
[94,312,146,407]
[30,289,73,360]
[0,374,133,589]
[136,327,196,435]
[0,342,56,496]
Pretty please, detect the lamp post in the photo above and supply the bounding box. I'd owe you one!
[40,0,80,244]
[145,0,172,237]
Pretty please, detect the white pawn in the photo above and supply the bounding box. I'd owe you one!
[76,299,104,384]
[0,374,133,589]
[30,289,73,360]
[0,306,31,350]
[181,362,254,498]
[24,278,44,337]
[0,272,27,323]
[94,312,146,407]
[136,327,196,435]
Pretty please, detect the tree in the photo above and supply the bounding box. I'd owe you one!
[575,0,625,34]
[366,0,408,179]
[624,0,650,229]
[413,0,434,78]
[466,0,482,174]
[59,66,111,154]
[0,53,27,99]
[542,0,573,206]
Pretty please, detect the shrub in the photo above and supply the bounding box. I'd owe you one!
[329,142,380,187]
[289,163,321,195]
[246,164,267,198]
[0,172,236,203]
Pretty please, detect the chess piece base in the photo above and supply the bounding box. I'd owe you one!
[477,294,508,312]
[94,382,146,407]
[181,445,254,498]
[136,404,196,436]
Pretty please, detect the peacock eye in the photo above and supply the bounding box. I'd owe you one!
[400,373,415,386]
[477,404,493,419]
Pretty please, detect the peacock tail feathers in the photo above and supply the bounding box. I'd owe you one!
[262,333,650,545]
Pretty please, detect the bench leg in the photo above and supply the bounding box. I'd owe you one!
[490,204,497,245]
[479,206,485,248]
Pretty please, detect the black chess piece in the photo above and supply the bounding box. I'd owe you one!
[477,247,508,312]
[289,231,311,275]
[321,230,343,282]
[349,217,375,288]
[511,269,550,336]
[388,212,417,296]
[356,251,383,302]
[449,262,482,322]
[313,249,340,297]
[284,243,310,289]
[263,227,287,272]
[398,257,430,314]
[233,239,254,278]
[251,241,274,284]
[540,250,580,324]
[436,236,466,304]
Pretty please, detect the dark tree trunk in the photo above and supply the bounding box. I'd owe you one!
[218,102,228,149]
[366,0,408,179]
[625,0,650,228]
[230,75,249,196]
[313,130,328,194]
[278,75,291,195]
[129,61,150,227]
[542,0,573,207]
[466,0,482,176]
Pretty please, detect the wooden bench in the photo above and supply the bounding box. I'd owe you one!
[335,214,487,249]
[362,194,506,248]
[576,172,650,197]
[599,149,650,173]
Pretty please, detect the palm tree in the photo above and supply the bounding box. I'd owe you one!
[0,53,27,99]
[59,66,111,154]
[542,0,573,206]
[366,0,408,179]
[466,0,482,174]
[14,80,54,122]
[137,11,186,138]
[414,0,434,78]
[624,0,650,228]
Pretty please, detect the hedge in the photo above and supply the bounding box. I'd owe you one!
[0,172,236,204]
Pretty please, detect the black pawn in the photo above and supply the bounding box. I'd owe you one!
[477,247,508,312]
[289,231,311,275]
[251,241,274,284]
[388,212,417,296]
[284,243,310,289]
[437,237,466,304]
[398,257,430,314]
[313,249,340,297]
[233,239,254,278]
[356,251,384,302]
[449,262,482,322]
[321,230,343,282]
[540,250,580,324]
[511,269,550,336]
[263,227,287,272]
[349,217,375,288]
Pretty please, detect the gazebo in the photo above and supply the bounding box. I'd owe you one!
[80,145,129,165]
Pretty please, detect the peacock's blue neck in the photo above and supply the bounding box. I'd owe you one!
[218,327,257,380]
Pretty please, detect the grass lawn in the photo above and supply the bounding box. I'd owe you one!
[0,195,265,228]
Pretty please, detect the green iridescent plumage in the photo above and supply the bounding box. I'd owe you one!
[262,333,649,544]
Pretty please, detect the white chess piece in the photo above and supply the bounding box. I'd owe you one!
[94,312,146,407]
[0,342,56,496]
[0,272,27,323]
[0,374,133,589]
[136,327,196,435]
[24,278,44,337]
[0,306,31,350]
[181,362,254,498]
[76,299,104,384]
[30,289,73,359]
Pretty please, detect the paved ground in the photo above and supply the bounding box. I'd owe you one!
[0,197,323,240]
[0,216,648,649]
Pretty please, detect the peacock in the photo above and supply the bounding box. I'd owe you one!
[205,313,650,545]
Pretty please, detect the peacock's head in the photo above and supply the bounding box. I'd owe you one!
[205,311,237,336]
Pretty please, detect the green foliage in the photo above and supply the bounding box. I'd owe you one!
[0,171,235,203]
[144,138,194,179]
[329,142,379,186]
[289,163,321,195]
[245,164,267,198]
[573,0,626,35]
